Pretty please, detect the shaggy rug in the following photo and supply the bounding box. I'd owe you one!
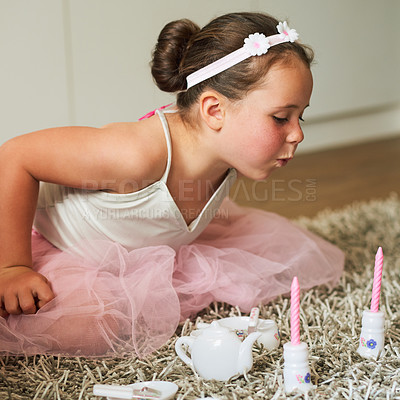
[1,194,399,400]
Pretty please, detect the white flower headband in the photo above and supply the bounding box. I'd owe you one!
[186,21,299,90]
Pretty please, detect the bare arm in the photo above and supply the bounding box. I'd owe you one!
[0,138,50,316]
[0,121,165,316]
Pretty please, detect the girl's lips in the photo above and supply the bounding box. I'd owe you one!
[277,157,293,167]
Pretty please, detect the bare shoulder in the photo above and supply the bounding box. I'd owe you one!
[99,118,168,192]
[1,117,168,194]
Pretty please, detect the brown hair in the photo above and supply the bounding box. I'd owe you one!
[151,12,313,118]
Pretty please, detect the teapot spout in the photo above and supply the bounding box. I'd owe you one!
[237,332,262,375]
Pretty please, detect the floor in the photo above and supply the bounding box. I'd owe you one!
[231,136,400,219]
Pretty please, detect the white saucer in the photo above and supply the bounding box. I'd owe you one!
[107,381,178,400]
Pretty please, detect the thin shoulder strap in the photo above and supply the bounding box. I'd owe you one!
[156,109,172,183]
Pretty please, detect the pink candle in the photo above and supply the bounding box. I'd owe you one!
[290,276,300,345]
[370,247,383,312]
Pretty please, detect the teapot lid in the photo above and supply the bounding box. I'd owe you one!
[200,321,234,337]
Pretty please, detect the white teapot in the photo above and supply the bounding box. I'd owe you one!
[175,321,261,381]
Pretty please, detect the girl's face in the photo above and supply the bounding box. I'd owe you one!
[220,59,313,181]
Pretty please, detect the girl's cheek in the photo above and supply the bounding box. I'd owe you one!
[264,128,285,147]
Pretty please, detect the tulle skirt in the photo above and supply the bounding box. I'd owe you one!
[0,199,344,357]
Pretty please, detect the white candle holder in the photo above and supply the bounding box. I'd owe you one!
[357,310,385,359]
[283,342,313,393]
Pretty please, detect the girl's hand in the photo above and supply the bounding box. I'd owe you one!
[0,266,55,318]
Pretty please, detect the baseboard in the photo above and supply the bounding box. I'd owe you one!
[299,103,400,153]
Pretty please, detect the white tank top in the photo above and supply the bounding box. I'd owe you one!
[34,109,237,255]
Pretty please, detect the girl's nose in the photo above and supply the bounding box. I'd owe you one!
[287,122,304,144]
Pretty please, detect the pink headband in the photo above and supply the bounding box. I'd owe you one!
[186,21,299,90]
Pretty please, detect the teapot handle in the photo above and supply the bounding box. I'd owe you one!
[175,336,195,368]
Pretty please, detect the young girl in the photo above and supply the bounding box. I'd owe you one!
[0,12,344,357]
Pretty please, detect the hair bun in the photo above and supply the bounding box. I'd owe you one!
[151,19,200,92]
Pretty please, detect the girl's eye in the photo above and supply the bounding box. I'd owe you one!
[273,116,288,124]
[273,116,306,124]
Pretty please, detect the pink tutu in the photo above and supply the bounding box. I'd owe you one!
[0,199,344,357]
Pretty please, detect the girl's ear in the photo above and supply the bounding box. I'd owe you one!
[199,91,225,131]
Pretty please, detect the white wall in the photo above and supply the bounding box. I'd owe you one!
[1,0,399,152]
[0,1,70,138]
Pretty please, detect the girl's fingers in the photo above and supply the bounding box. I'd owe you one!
[18,287,38,314]
[34,280,55,309]
[4,293,22,315]
[0,297,9,318]
[0,272,55,315]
